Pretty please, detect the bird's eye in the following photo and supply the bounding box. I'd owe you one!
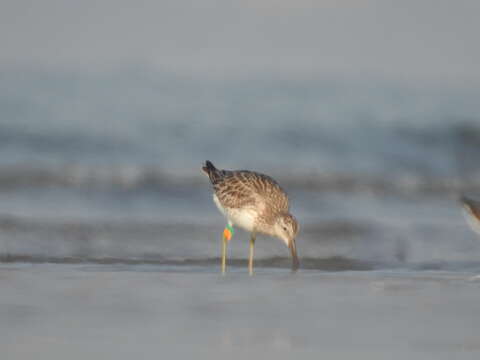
[283,226,287,231]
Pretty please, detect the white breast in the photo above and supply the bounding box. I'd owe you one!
[213,194,227,216]
[213,194,257,232]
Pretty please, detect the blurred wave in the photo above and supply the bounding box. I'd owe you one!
[0,254,377,271]
[0,210,478,270]
[3,254,480,273]
[1,67,480,177]
[0,165,479,196]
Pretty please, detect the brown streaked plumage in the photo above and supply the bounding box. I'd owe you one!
[460,195,480,235]
[202,160,299,275]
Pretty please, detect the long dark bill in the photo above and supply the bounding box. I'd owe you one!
[289,239,300,271]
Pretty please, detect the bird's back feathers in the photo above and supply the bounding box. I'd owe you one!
[202,160,289,214]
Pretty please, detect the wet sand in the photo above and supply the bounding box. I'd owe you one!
[2,264,480,360]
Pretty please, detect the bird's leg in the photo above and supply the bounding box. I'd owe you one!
[221,234,227,275]
[249,232,256,276]
[221,223,234,275]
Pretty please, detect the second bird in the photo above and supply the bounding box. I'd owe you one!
[202,160,299,275]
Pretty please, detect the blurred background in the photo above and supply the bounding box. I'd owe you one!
[1,0,480,269]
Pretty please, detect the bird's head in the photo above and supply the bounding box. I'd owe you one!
[274,213,300,270]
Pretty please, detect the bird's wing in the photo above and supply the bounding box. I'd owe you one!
[250,171,289,211]
[461,196,480,235]
[217,170,289,212]
[213,173,258,209]
[461,196,480,221]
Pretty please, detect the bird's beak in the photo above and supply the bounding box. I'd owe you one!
[289,239,299,271]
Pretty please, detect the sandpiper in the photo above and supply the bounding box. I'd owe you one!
[460,195,480,235]
[202,160,299,275]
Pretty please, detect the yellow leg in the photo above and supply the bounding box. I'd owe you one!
[222,234,227,275]
[249,233,256,276]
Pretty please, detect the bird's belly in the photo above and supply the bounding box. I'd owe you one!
[227,208,257,232]
[213,194,256,231]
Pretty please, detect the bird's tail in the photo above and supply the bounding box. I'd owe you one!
[202,160,223,184]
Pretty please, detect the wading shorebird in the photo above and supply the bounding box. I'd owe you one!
[460,196,480,235]
[202,160,299,275]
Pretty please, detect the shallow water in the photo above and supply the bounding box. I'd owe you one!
[2,264,480,360]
